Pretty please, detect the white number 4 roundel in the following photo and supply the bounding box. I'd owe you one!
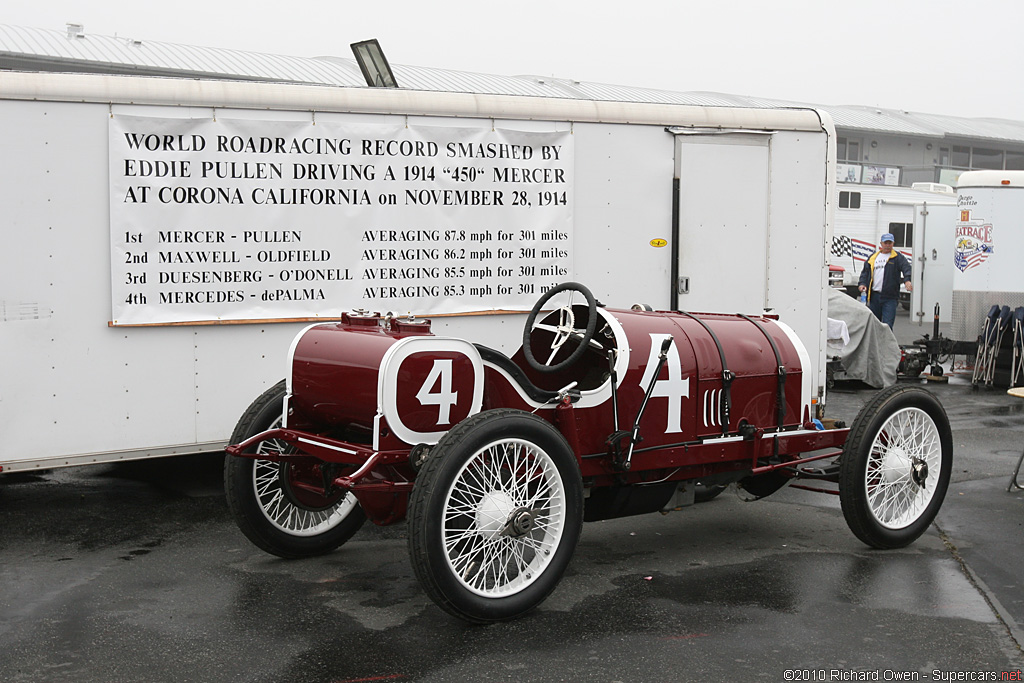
[380,337,484,445]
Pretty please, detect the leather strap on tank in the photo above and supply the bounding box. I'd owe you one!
[739,314,787,429]
[677,311,733,435]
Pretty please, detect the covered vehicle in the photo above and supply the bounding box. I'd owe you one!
[225,283,952,623]
[826,287,900,387]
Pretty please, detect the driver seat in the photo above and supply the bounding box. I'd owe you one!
[473,343,565,404]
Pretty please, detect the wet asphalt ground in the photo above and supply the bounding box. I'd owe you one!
[2,312,1023,682]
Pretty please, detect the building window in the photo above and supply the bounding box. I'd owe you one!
[839,190,861,209]
[837,137,862,163]
[945,145,1021,170]
[888,222,913,248]
[972,148,1003,170]
[951,146,971,168]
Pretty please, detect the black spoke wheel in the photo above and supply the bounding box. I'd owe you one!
[522,282,598,373]
[407,409,584,623]
[839,385,952,549]
[224,381,366,558]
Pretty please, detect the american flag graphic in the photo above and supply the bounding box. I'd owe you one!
[955,242,993,272]
[850,237,876,263]
[833,235,906,268]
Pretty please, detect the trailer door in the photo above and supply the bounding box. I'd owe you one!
[672,133,770,314]
[911,203,956,325]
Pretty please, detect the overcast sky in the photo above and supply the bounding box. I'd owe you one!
[7,0,1024,120]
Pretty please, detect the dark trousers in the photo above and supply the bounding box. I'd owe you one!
[868,296,898,330]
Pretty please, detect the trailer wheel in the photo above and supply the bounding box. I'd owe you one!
[224,381,365,558]
[407,409,583,623]
[839,385,952,549]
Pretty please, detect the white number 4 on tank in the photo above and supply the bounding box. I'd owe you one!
[416,359,459,425]
[639,333,689,433]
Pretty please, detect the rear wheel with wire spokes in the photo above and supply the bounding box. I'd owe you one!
[224,381,366,558]
[839,386,952,549]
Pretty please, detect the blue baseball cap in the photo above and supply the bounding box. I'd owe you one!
[880,233,895,243]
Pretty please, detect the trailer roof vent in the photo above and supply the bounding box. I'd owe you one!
[910,182,954,195]
[350,39,398,88]
[66,23,85,39]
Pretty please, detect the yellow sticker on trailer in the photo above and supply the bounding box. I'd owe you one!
[650,238,667,248]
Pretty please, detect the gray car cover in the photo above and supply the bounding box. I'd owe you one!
[826,288,900,388]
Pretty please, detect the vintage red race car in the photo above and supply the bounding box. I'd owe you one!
[224,282,953,623]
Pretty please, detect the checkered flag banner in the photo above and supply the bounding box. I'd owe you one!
[831,235,852,257]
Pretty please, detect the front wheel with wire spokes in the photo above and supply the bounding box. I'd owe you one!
[407,409,583,623]
[224,381,365,558]
[839,385,952,549]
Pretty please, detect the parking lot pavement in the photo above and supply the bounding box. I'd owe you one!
[841,305,1024,641]
[826,360,1024,652]
[2,371,1023,682]
[892,306,950,345]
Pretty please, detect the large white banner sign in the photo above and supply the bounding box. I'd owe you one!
[109,115,573,325]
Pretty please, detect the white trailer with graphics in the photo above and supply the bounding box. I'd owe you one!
[830,181,958,324]
[951,170,1024,340]
[0,70,836,474]
[892,171,1024,382]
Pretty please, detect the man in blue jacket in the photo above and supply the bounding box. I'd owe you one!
[858,233,913,330]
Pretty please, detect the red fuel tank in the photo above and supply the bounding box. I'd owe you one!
[288,312,432,431]
[664,311,808,435]
[526,306,809,450]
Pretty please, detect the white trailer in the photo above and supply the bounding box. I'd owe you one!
[830,181,958,324]
[951,170,1024,341]
[0,71,835,473]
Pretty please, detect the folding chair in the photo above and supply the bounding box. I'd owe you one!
[973,305,1003,385]
[1011,448,1024,491]
[990,306,1014,384]
[1011,307,1024,388]
[1009,386,1024,492]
